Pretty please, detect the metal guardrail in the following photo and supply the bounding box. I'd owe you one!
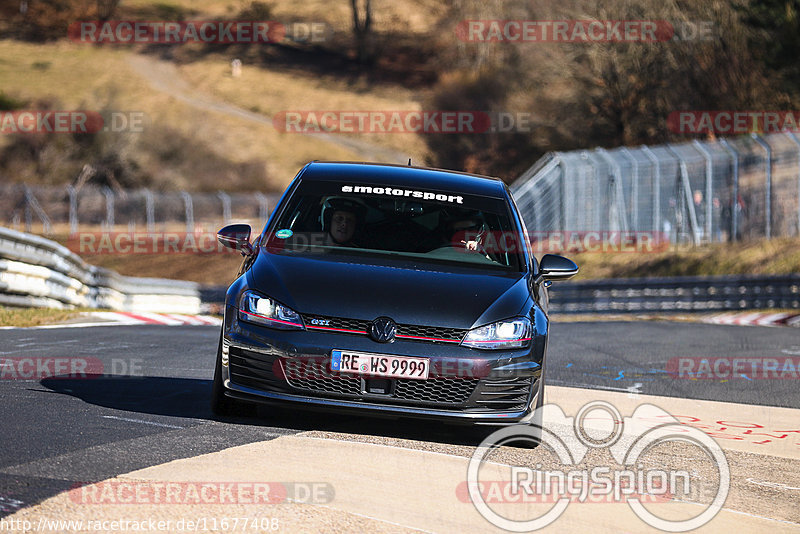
[548,274,800,314]
[0,226,201,313]
[200,274,800,315]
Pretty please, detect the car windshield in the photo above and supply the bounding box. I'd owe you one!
[264,180,526,271]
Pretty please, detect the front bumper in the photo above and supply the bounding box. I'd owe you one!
[221,312,545,424]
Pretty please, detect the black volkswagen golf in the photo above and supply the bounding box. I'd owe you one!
[212,161,577,428]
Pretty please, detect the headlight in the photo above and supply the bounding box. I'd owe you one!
[239,291,304,330]
[461,317,532,350]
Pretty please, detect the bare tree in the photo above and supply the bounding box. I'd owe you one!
[96,0,120,21]
[351,0,373,64]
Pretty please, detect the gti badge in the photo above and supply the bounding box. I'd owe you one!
[370,317,397,343]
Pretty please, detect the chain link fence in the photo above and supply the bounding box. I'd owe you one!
[511,132,800,244]
[0,184,279,234]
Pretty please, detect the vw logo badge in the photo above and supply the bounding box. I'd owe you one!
[369,317,397,343]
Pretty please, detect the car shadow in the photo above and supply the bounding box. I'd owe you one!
[40,375,498,447]
[40,375,216,420]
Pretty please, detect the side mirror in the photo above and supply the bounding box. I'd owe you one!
[217,224,253,256]
[539,254,578,281]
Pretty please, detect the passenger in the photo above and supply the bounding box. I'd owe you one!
[447,216,486,252]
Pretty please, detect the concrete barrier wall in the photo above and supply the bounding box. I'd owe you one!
[0,227,201,314]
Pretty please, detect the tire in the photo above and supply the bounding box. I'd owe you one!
[211,334,248,417]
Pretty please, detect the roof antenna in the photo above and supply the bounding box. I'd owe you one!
[407,158,412,166]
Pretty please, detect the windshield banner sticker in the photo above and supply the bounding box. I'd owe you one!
[341,185,464,204]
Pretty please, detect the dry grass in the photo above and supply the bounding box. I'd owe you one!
[0,306,86,327]
[45,229,246,285]
[81,251,245,286]
[0,16,433,191]
[176,55,430,161]
[0,41,133,109]
[569,237,800,280]
[0,0,449,187]
[0,39,368,189]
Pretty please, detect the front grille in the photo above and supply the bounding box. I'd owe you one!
[289,377,363,395]
[394,378,478,404]
[281,357,479,407]
[396,324,465,342]
[231,351,535,413]
[284,359,363,395]
[302,314,467,343]
[474,376,534,412]
[304,316,369,333]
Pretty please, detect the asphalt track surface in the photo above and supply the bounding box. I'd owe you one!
[545,321,800,408]
[0,321,798,526]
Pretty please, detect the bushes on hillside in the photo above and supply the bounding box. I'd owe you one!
[1,0,119,41]
[423,0,795,179]
[0,97,269,192]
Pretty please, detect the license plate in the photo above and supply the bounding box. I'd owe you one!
[331,350,429,380]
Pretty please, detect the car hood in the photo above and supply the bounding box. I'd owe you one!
[246,251,530,329]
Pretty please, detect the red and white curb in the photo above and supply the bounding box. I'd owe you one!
[0,312,222,329]
[703,311,800,327]
[89,312,222,327]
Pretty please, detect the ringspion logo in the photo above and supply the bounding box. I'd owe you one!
[466,401,729,531]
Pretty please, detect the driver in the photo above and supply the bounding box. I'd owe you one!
[320,197,365,247]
